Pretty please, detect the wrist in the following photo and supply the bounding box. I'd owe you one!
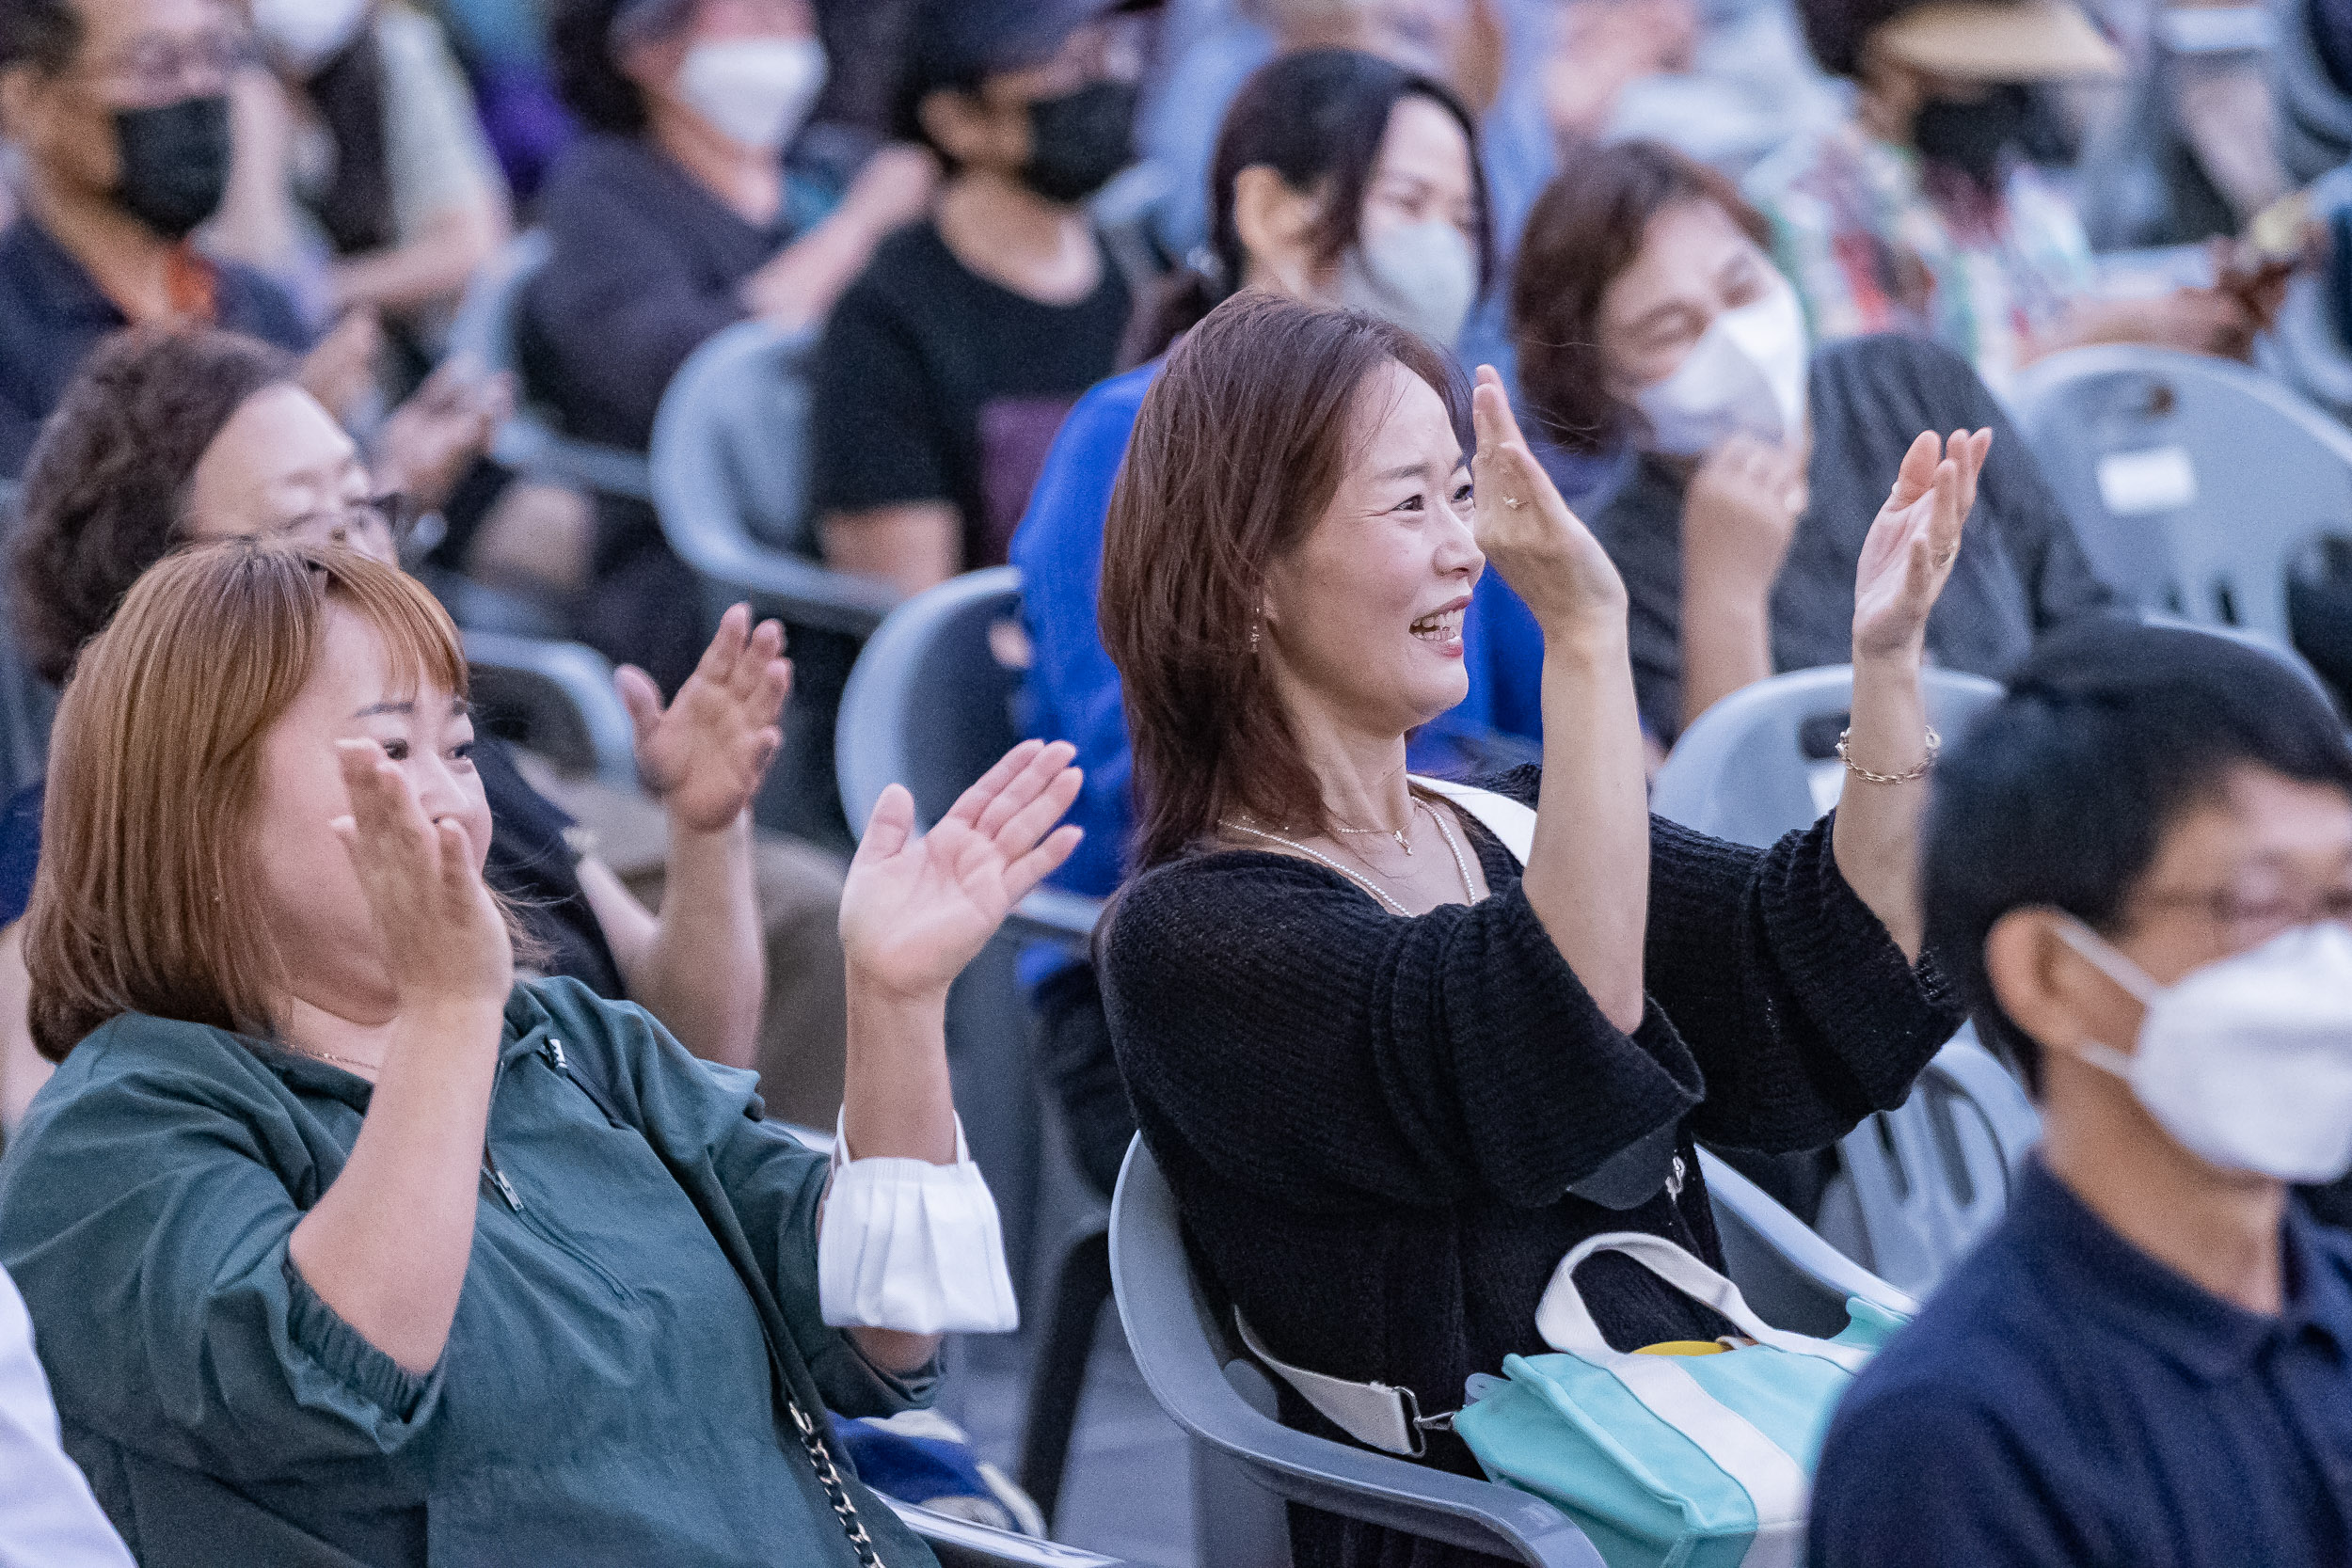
[847,960,951,1022]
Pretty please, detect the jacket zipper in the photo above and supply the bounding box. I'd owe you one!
[477,1048,635,1303]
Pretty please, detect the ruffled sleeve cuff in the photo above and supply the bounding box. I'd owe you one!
[816,1113,1020,1336]
[281,1256,439,1423]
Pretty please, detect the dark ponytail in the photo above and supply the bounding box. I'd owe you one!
[1120,48,1491,367]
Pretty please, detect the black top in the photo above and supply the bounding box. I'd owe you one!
[1810,1159,2352,1568]
[0,737,624,1000]
[1591,333,2114,739]
[0,221,312,478]
[1100,768,1959,1568]
[809,220,1130,567]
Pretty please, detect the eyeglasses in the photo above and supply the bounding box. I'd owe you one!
[81,28,253,108]
[268,494,414,552]
[2126,884,2352,949]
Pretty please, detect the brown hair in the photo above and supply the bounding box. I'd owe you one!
[25,541,476,1060]
[11,327,296,686]
[1512,139,1773,457]
[1100,291,1466,872]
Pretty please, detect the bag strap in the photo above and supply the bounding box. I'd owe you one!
[1534,1230,1870,1374]
[1232,1311,1446,1458]
[541,1038,892,1566]
[1410,776,1535,864]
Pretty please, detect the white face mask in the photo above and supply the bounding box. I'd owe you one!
[1631,276,1810,456]
[253,0,372,77]
[678,37,829,152]
[2056,918,2352,1183]
[1335,218,1477,350]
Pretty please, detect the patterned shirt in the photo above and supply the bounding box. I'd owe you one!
[1743,119,2095,392]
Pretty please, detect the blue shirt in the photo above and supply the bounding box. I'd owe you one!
[1808,1158,2352,1568]
[1009,361,1551,986]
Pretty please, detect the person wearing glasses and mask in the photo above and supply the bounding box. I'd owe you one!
[0,327,801,1139]
[810,0,1154,598]
[1514,138,2112,748]
[1811,618,2352,1566]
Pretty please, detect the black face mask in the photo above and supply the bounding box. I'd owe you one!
[1910,83,2033,187]
[1017,79,1139,206]
[112,93,233,241]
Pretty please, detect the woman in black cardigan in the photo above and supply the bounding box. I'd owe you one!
[1096,291,1978,1568]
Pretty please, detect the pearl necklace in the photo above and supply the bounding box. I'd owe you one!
[1223,796,1480,914]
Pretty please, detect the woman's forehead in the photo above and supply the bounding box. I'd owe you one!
[1351,364,1461,463]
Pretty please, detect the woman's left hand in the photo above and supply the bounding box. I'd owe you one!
[617,603,792,833]
[1851,428,1992,660]
[840,740,1083,1000]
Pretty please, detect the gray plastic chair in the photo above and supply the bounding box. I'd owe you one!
[1109,1137,1913,1568]
[444,230,653,502]
[0,480,54,800]
[890,1497,1124,1567]
[1818,1032,2042,1298]
[1649,664,2007,847]
[461,629,638,789]
[2007,343,2352,641]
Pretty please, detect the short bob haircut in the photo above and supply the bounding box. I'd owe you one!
[1512,139,1772,457]
[26,541,478,1061]
[1127,48,1491,366]
[12,326,294,686]
[1101,290,1466,871]
[1924,618,2352,1093]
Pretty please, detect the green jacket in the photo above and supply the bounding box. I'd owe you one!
[0,978,942,1568]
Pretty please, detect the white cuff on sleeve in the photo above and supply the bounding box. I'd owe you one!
[817,1112,1020,1335]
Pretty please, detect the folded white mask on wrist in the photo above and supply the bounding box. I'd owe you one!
[818,1112,1020,1336]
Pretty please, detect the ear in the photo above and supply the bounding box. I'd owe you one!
[916,86,1003,168]
[0,62,48,143]
[1232,164,1320,295]
[1984,907,2115,1065]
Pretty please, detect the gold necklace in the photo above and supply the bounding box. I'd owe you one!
[286,1041,380,1073]
[1224,798,1480,912]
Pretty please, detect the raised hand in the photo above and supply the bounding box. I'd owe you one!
[617,603,792,834]
[374,356,515,513]
[1470,365,1628,637]
[840,740,1083,1000]
[1851,428,1991,661]
[330,739,513,1013]
[1683,434,1806,606]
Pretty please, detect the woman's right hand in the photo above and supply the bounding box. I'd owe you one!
[332,739,514,1016]
[1470,365,1628,641]
[1681,434,1804,606]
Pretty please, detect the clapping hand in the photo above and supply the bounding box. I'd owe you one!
[1470,365,1628,637]
[1851,429,1991,660]
[616,604,792,834]
[374,356,515,514]
[840,740,1083,1000]
[1683,434,1806,604]
[331,739,513,1013]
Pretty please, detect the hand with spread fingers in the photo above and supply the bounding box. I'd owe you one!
[330,738,513,1014]
[840,739,1084,1001]
[1851,427,1992,661]
[1470,364,1627,637]
[616,603,793,834]
[1684,433,1807,603]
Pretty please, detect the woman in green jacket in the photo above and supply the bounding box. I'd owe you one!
[0,541,1080,1567]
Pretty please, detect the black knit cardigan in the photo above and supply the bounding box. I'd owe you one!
[1100,768,1962,1568]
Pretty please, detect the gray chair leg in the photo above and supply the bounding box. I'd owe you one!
[1018,1223,1113,1528]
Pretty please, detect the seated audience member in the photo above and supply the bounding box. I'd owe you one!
[529,0,936,690]
[1515,138,2112,741]
[1097,293,1975,1568]
[1,1263,132,1567]
[1811,620,2352,1566]
[1014,47,1535,1195]
[0,0,507,492]
[0,539,1069,1564]
[811,0,1145,596]
[0,327,852,1137]
[1746,0,2277,389]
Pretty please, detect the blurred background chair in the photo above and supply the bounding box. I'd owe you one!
[652,319,904,848]
[836,565,1110,1532]
[1109,1135,1913,1568]
[462,629,639,789]
[0,480,51,800]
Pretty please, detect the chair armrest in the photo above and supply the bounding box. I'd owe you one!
[1008,889,1104,951]
[493,417,656,504]
[884,1497,1125,1566]
[1697,1150,1920,1323]
[462,630,640,789]
[699,547,902,639]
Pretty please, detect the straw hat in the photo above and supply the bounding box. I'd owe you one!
[1869,0,2123,80]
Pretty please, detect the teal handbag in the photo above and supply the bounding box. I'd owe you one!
[1452,1231,1905,1568]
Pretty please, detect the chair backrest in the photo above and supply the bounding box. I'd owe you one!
[461,629,638,788]
[445,230,653,501]
[1649,665,2006,847]
[1107,1139,1607,1568]
[2008,342,2352,640]
[0,479,54,800]
[835,567,1028,834]
[1827,1033,2042,1297]
[647,319,900,637]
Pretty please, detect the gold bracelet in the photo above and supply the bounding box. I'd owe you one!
[1836,726,1940,785]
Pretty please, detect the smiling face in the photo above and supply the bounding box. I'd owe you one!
[1595,196,1785,404]
[183,384,397,562]
[1260,358,1483,741]
[250,606,490,1024]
